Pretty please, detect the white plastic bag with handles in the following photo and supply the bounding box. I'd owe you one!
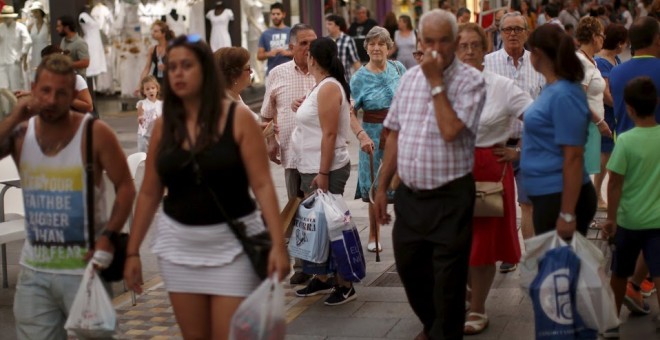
[64,262,117,338]
[229,274,286,340]
[520,231,619,333]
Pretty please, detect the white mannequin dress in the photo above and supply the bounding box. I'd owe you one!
[206,9,234,51]
[29,22,49,80]
[79,13,107,77]
[187,0,206,40]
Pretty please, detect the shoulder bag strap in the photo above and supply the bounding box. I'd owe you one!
[498,162,508,183]
[85,117,97,250]
[388,60,401,76]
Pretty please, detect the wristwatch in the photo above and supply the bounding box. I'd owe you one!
[430,85,444,97]
[559,212,576,223]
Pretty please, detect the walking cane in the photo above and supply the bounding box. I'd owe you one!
[368,152,381,262]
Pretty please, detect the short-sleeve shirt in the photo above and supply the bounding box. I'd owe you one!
[521,80,591,196]
[258,27,292,75]
[350,61,406,111]
[595,55,621,120]
[332,33,360,82]
[74,75,88,92]
[60,33,90,77]
[384,58,486,190]
[609,57,660,135]
[577,52,605,118]
[136,99,163,138]
[607,126,660,229]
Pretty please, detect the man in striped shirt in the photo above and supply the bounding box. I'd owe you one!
[326,14,361,82]
[375,9,486,340]
[484,11,545,271]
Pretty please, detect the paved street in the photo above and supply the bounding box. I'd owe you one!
[1,90,659,339]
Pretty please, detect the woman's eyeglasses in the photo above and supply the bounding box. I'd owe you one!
[412,51,424,58]
[243,67,253,74]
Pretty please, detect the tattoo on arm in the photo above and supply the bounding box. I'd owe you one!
[0,125,26,158]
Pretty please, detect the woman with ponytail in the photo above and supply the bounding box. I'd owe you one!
[291,37,356,306]
[520,24,597,239]
[136,20,175,94]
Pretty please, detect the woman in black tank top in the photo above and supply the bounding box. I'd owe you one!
[135,21,173,94]
[124,35,290,339]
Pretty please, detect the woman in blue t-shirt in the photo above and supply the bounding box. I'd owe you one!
[521,24,598,239]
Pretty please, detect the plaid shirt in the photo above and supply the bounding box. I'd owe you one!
[384,60,487,190]
[260,60,316,169]
[485,49,545,140]
[332,32,360,82]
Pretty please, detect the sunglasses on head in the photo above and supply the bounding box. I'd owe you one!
[169,34,203,47]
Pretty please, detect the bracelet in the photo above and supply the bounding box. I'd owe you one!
[595,118,605,126]
[318,171,330,176]
[356,130,365,138]
[126,253,140,258]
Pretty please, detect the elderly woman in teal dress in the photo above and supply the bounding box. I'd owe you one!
[349,26,406,252]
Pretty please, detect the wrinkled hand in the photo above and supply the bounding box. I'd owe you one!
[13,90,31,99]
[358,133,375,154]
[268,245,291,281]
[124,257,144,294]
[311,174,328,192]
[601,219,617,239]
[291,96,305,113]
[556,217,576,240]
[374,189,391,225]
[420,49,445,85]
[266,137,281,164]
[597,122,612,138]
[493,146,520,162]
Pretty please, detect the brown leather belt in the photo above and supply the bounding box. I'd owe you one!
[362,109,388,124]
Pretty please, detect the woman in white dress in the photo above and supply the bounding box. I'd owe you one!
[27,2,49,83]
[206,2,234,51]
[79,12,107,77]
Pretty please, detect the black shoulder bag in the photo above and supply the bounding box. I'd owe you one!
[85,117,129,282]
[186,103,272,280]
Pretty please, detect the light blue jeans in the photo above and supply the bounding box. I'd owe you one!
[137,134,150,153]
[13,267,112,340]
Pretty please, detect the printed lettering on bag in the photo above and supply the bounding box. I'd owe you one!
[539,268,573,325]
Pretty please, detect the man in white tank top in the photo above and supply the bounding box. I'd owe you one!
[0,54,135,339]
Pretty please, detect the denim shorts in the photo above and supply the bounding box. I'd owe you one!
[611,226,660,278]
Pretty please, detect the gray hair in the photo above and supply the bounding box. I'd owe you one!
[363,26,394,50]
[500,11,528,30]
[289,23,314,44]
[418,9,458,42]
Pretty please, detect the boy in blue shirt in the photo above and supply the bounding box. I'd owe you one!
[603,77,660,338]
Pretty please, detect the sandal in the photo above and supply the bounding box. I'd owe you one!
[367,242,382,252]
[464,312,489,335]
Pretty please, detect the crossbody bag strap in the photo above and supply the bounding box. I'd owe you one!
[85,117,97,250]
[498,162,508,183]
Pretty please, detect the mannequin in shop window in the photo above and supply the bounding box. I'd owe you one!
[206,1,234,52]
[162,8,186,37]
[27,1,50,83]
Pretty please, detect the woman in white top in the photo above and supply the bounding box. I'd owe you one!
[393,15,417,69]
[291,37,355,306]
[28,2,50,83]
[456,24,533,335]
[576,17,612,176]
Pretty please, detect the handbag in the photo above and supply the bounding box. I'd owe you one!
[473,163,507,217]
[85,117,129,282]
[188,102,272,280]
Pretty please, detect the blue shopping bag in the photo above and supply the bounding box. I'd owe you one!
[530,246,597,340]
[288,193,330,263]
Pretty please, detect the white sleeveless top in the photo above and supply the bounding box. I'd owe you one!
[19,114,107,275]
[292,77,351,174]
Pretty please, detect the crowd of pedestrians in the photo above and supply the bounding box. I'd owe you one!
[0,2,659,339]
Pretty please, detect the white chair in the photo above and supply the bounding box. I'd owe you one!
[0,156,24,288]
[126,152,147,179]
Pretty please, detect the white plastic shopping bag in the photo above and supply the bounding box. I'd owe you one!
[520,231,619,333]
[288,192,330,263]
[64,262,117,338]
[229,274,286,340]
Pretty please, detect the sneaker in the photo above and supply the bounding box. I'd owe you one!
[289,272,312,285]
[324,285,357,306]
[499,262,517,273]
[640,279,656,297]
[623,282,651,314]
[601,326,619,339]
[295,277,334,297]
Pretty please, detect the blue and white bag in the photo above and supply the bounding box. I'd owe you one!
[288,193,330,263]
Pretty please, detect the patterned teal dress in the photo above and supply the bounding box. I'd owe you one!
[350,61,406,201]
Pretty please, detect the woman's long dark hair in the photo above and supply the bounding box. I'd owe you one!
[309,37,350,100]
[160,35,224,153]
[528,24,583,83]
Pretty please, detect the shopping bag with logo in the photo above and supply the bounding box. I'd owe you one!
[229,274,286,340]
[530,245,596,339]
[64,262,117,338]
[319,191,366,282]
[288,193,330,263]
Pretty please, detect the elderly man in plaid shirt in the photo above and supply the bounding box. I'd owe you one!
[326,14,361,82]
[374,9,486,340]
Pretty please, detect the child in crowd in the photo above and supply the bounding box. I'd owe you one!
[603,76,660,338]
[136,75,163,152]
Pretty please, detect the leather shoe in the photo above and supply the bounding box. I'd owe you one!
[289,272,312,285]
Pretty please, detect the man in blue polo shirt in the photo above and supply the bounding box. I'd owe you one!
[610,17,660,136]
